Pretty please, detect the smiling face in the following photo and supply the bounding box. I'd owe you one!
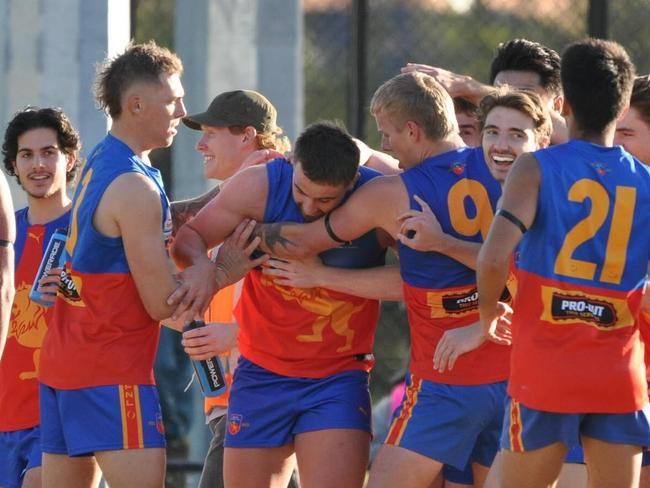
[13,127,72,200]
[482,106,541,183]
[614,106,650,165]
[196,126,253,180]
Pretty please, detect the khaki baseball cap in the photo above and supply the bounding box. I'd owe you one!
[182,90,278,133]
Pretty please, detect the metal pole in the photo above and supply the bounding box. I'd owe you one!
[130,0,138,39]
[588,0,609,39]
[348,0,368,140]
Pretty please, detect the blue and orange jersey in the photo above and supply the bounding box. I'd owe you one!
[234,159,386,378]
[398,146,510,385]
[0,209,70,431]
[39,134,172,389]
[509,140,650,413]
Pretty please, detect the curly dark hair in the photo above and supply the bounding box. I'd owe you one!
[2,106,81,184]
[94,40,183,118]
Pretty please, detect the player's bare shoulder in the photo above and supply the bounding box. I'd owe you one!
[94,171,164,238]
[217,162,270,219]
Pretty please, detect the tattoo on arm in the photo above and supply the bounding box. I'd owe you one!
[253,223,297,254]
[170,185,221,235]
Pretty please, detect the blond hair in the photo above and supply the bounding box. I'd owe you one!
[227,126,292,154]
[370,72,457,141]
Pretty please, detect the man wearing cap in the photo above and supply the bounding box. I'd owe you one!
[167,89,292,488]
[170,90,290,232]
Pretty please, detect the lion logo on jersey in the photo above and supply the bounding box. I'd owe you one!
[260,275,365,352]
[10,282,48,380]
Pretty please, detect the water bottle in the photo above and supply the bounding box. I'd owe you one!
[183,320,227,397]
[29,227,68,307]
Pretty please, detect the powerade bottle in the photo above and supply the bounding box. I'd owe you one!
[183,320,227,397]
[29,227,68,307]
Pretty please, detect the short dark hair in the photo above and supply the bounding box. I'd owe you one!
[489,39,562,97]
[293,122,360,187]
[630,75,650,128]
[94,41,183,118]
[561,38,635,135]
[453,97,478,118]
[478,88,551,141]
[2,107,81,184]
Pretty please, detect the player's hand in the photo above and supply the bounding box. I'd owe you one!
[168,256,218,321]
[397,195,448,252]
[36,266,63,306]
[182,322,238,361]
[481,301,513,346]
[261,256,324,288]
[433,321,485,373]
[239,149,285,171]
[215,218,269,284]
[400,63,479,100]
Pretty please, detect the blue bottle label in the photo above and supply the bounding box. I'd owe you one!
[183,320,227,397]
[29,228,68,307]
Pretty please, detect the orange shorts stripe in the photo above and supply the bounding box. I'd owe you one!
[509,398,524,453]
[119,385,144,449]
[385,376,422,446]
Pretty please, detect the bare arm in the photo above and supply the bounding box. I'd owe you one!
[355,138,401,176]
[169,149,284,236]
[0,173,14,359]
[477,153,540,343]
[171,165,267,268]
[262,257,403,300]
[254,175,409,259]
[98,172,180,321]
[169,166,268,318]
[170,185,220,236]
[401,63,492,104]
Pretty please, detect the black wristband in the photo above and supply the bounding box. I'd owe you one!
[496,208,528,234]
[324,212,350,245]
[0,239,13,248]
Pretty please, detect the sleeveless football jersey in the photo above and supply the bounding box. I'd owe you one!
[234,159,386,378]
[40,134,172,389]
[0,209,69,430]
[398,146,510,385]
[509,140,650,412]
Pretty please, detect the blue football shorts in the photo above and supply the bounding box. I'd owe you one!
[224,356,371,448]
[384,373,507,471]
[0,426,41,488]
[40,383,165,456]
[501,396,650,453]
